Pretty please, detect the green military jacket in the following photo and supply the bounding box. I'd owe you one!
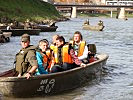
[15,45,37,75]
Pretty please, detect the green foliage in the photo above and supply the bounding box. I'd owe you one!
[0,0,60,22]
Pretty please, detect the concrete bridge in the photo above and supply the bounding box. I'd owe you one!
[54,1,133,19]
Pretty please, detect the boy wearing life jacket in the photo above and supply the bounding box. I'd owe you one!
[35,39,54,75]
[15,34,38,79]
[69,31,88,62]
[51,36,86,73]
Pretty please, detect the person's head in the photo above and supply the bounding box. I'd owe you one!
[10,23,13,26]
[56,36,65,47]
[26,19,30,22]
[38,39,49,52]
[52,34,59,45]
[21,34,30,48]
[73,31,83,43]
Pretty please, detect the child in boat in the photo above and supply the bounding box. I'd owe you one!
[69,31,88,62]
[35,39,54,75]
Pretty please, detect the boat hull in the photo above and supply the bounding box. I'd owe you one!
[0,32,12,43]
[1,29,40,36]
[0,53,108,97]
[83,25,104,31]
[33,25,58,32]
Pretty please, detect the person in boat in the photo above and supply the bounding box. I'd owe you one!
[98,20,103,26]
[69,31,88,62]
[84,19,89,25]
[49,21,56,27]
[87,44,97,63]
[50,36,86,73]
[15,34,38,79]
[6,23,13,30]
[50,34,60,50]
[24,19,32,29]
[0,31,6,43]
[35,39,54,75]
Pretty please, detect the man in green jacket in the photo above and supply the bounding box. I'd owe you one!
[15,34,38,79]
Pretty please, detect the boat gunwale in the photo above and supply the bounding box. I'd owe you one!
[82,24,105,31]
[0,53,109,81]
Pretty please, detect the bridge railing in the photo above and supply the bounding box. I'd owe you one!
[106,1,133,6]
[54,1,133,6]
[54,2,98,5]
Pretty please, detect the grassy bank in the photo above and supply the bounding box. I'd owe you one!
[0,0,61,23]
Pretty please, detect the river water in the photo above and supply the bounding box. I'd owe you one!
[0,17,133,100]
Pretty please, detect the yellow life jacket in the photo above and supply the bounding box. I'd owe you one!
[69,40,86,57]
[50,44,55,51]
[69,40,74,46]
[53,45,73,64]
[78,41,86,57]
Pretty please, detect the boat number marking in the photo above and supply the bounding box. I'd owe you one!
[37,79,55,93]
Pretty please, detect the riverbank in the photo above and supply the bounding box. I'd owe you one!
[0,0,68,24]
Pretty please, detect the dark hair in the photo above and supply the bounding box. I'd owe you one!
[56,36,65,44]
[74,31,83,40]
[39,39,49,45]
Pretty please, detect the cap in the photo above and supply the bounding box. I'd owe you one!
[21,34,30,42]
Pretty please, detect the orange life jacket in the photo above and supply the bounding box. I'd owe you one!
[53,45,73,64]
[69,40,86,57]
[42,49,52,70]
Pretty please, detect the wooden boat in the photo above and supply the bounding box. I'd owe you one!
[0,53,108,97]
[83,24,104,31]
[1,29,41,36]
[33,25,58,32]
[0,25,58,32]
[0,32,12,43]
[0,22,58,32]
[0,25,24,30]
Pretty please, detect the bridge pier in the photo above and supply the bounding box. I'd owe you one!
[118,8,126,19]
[110,9,113,18]
[117,8,126,19]
[71,7,77,18]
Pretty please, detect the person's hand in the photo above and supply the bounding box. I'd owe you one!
[88,51,91,54]
[17,73,21,77]
[25,72,31,79]
[80,63,86,67]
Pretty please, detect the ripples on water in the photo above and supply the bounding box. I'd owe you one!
[1,17,133,100]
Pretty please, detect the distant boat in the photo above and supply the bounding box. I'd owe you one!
[0,53,108,97]
[83,24,104,31]
[0,32,12,43]
[1,29,41,36]
[33,25,58,32]
[83,20,104,31]
[0,25,58,32]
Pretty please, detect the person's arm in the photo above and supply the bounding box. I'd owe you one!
[70,49,81,65]
[49,58,55,72]
[70,49,86,67]
[25,50,38,79]
[78,46,88,60]
[36,52,48,74]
